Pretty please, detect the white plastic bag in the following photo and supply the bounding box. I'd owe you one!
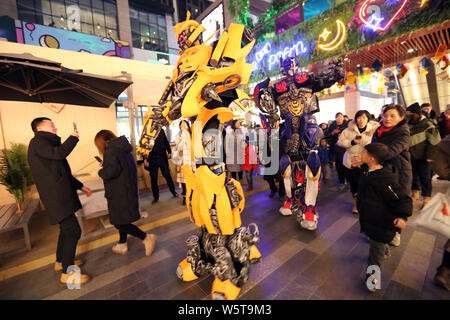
[415,192,450,238]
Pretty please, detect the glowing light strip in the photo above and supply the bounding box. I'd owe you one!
[267,40,307,70]
[255,42,271,63]
[317,19,346,51]
[358,0,409,32]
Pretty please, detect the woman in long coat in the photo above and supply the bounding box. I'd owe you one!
[95,130,156,256]
[338,110,380,214]
[354,104,412,247]
[172,120,195,205]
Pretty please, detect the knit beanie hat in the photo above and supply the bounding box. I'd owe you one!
[406,102,421,115]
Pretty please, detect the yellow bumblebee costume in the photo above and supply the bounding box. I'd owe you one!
[137,12,261,300]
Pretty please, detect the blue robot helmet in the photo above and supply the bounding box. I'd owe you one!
[280,56,299,76]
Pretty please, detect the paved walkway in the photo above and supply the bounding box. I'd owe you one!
[0,175,449,300]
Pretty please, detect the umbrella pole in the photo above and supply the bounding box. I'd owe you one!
[0,109,6,150]
[123,73,137,160]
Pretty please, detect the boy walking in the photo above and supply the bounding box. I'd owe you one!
[355,143,412,292]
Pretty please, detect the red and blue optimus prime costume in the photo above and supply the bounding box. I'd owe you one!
[253,57,345,230]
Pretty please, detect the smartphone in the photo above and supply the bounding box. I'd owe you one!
[94,156,103,163]
[73,122,77,130]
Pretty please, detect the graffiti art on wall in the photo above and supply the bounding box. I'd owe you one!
[15,20,130,59]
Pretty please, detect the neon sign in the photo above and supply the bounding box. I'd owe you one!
[358,0,409,32]
[317,19,347,51]
[252,39,308,72]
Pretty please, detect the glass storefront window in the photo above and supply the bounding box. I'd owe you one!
[129,6,168,53]
[17,0,118,39]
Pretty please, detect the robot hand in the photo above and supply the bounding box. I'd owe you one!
[137,107,169,156]
[259,88,280,128]
[327,58,345,84]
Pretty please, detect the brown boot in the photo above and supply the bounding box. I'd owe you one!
[60,270,90,286]
[411,190,420,201]
[143,233,157,256]
[422,196,432,208]
[54,259,84,272]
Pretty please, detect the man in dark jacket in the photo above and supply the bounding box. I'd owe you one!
[27,118,91,285]
[356,143,412,292]
[144,129,177,203]
[326,112,348,188]
[407,103,441,207]
[421,103,438,125]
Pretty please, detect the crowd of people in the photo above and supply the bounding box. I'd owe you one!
[317,103,449,290]
[26,101,450,291]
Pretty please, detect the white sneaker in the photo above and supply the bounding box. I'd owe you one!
[279,197,293,216]
[112,242,128,255]
[300,219,318,231]
[390,232,401,247]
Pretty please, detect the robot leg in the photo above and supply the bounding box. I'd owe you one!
[177,230,208,281]
[211,223,261,300]
[290,160,304,220]
[299,151,321,231]
[279,165,293,216]
[211,246,240,300]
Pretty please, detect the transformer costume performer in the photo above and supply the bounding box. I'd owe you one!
[137,12,261,300]
[253,57,345,230]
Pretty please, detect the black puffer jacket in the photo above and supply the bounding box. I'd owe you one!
[27,132,83,224]
[372,119,412,188]
[357,166,412,243]
[99,136,141,226]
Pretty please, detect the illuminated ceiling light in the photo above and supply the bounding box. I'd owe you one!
[400,41,406,45]
[344,57,349,61]
[407,48,414,53]
[60,16,64,21]
[97,25,100,29]
[317,19,347,51]
[357,64,361,67]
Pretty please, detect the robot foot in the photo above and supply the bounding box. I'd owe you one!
[212,278,241,300]
[300,219,318,231]
[177,258,199,282]
[279,197,293,216]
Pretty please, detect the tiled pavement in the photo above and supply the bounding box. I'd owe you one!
[0,175,449,300]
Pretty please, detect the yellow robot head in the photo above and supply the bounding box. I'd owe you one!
[174,11,206,51]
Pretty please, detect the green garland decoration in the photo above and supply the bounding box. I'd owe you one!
[247,0,450,83]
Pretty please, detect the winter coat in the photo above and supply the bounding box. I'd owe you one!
[146,129,171,165]
[432,135,450,180]
[27,132,83,225]
[357,166,412,243]
[98,136,141,226]
[318,145,331,165]
[409,116,441,161]
[372,119,412,189]
[337,120,380,169]
[173,130,195,184]
[438,114,450,138]
[326,120,348,162]
[242,144,258,172]
[225,127,246,172]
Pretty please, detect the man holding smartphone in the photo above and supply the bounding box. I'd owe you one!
[28,118,92,286]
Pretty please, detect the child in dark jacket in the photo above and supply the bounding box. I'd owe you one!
[356,143,412,292]
[318,138,331,180]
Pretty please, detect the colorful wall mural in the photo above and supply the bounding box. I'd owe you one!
[0,16,130,59]
[15,20,130,58]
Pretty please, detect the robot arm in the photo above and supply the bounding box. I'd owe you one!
[253,78,280,129]
[308,58,345,93]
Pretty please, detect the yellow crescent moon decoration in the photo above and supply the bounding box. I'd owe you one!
[318,19,346,51]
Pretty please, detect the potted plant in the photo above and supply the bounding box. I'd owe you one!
[0,143,34,214]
